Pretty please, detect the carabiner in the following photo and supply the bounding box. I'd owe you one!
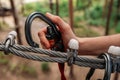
[25,12,66,80]
[86,53,112,80]
[25,12,61,47]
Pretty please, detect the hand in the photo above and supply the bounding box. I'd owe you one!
[38,13,77,49]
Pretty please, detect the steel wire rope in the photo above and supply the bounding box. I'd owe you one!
[0,42,104,65]
[0,44,105,69]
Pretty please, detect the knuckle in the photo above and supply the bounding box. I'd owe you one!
[38,27,46,37]
[54,16,61,22]
[38,31,42,36]
[55,16,60,19]
[64,24,71,30]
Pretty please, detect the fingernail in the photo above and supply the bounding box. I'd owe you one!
[46,12,53,17]
[46,12,52,15]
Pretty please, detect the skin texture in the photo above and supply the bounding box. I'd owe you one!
[38,13,120,55]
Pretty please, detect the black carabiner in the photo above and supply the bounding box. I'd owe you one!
[86,53,112,80]
[25,12,61,48]
[25,12,66,80]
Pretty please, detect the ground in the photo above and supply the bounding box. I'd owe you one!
[0,15,119,80]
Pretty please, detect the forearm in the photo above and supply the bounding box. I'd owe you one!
[78,34,120,55]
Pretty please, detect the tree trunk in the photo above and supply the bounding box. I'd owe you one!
[105,0,113,35]
[10,0,22,44]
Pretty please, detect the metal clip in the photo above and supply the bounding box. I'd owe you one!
[67,49,78,66]
[67,39,79,66]
[4,31,17,55]
[86,53,112,80]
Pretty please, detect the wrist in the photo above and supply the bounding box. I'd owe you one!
[77,37,96,55]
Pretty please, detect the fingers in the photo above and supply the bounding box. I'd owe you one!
[38,13,73,49]
[45,12,70,32]
[38,27,50,49]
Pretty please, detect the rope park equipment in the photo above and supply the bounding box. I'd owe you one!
[25,12,66,80]
[0,12,120,80]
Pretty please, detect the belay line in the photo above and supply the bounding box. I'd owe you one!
[1,31,120,80]
[0,43,104,69]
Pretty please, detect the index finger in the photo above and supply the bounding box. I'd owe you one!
[38,27,50,49]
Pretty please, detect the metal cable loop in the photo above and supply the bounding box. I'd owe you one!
[0,43,105,69]
[10,47,104,69]
[9,47,67,63]
[13,44,104,64]
[76,56,104,64]
[74,61,104,69]
[13,45,67,58]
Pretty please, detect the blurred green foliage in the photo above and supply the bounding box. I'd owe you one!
[76,0,91,10]
[83,3,105,26]
[41,62,50,73]
[23,0,69,18]
[0,52,9,65]
[115,22,120,33]
[74,25,100,37]
[19,64,37,77]
[76,0,120,33]
[0,52,37,77]
[22,0,120,34]
[23,1,50,16]
[2,53,37,78]
[0,21,9,30]
[9,63,37,77]
[58,0,69,17]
